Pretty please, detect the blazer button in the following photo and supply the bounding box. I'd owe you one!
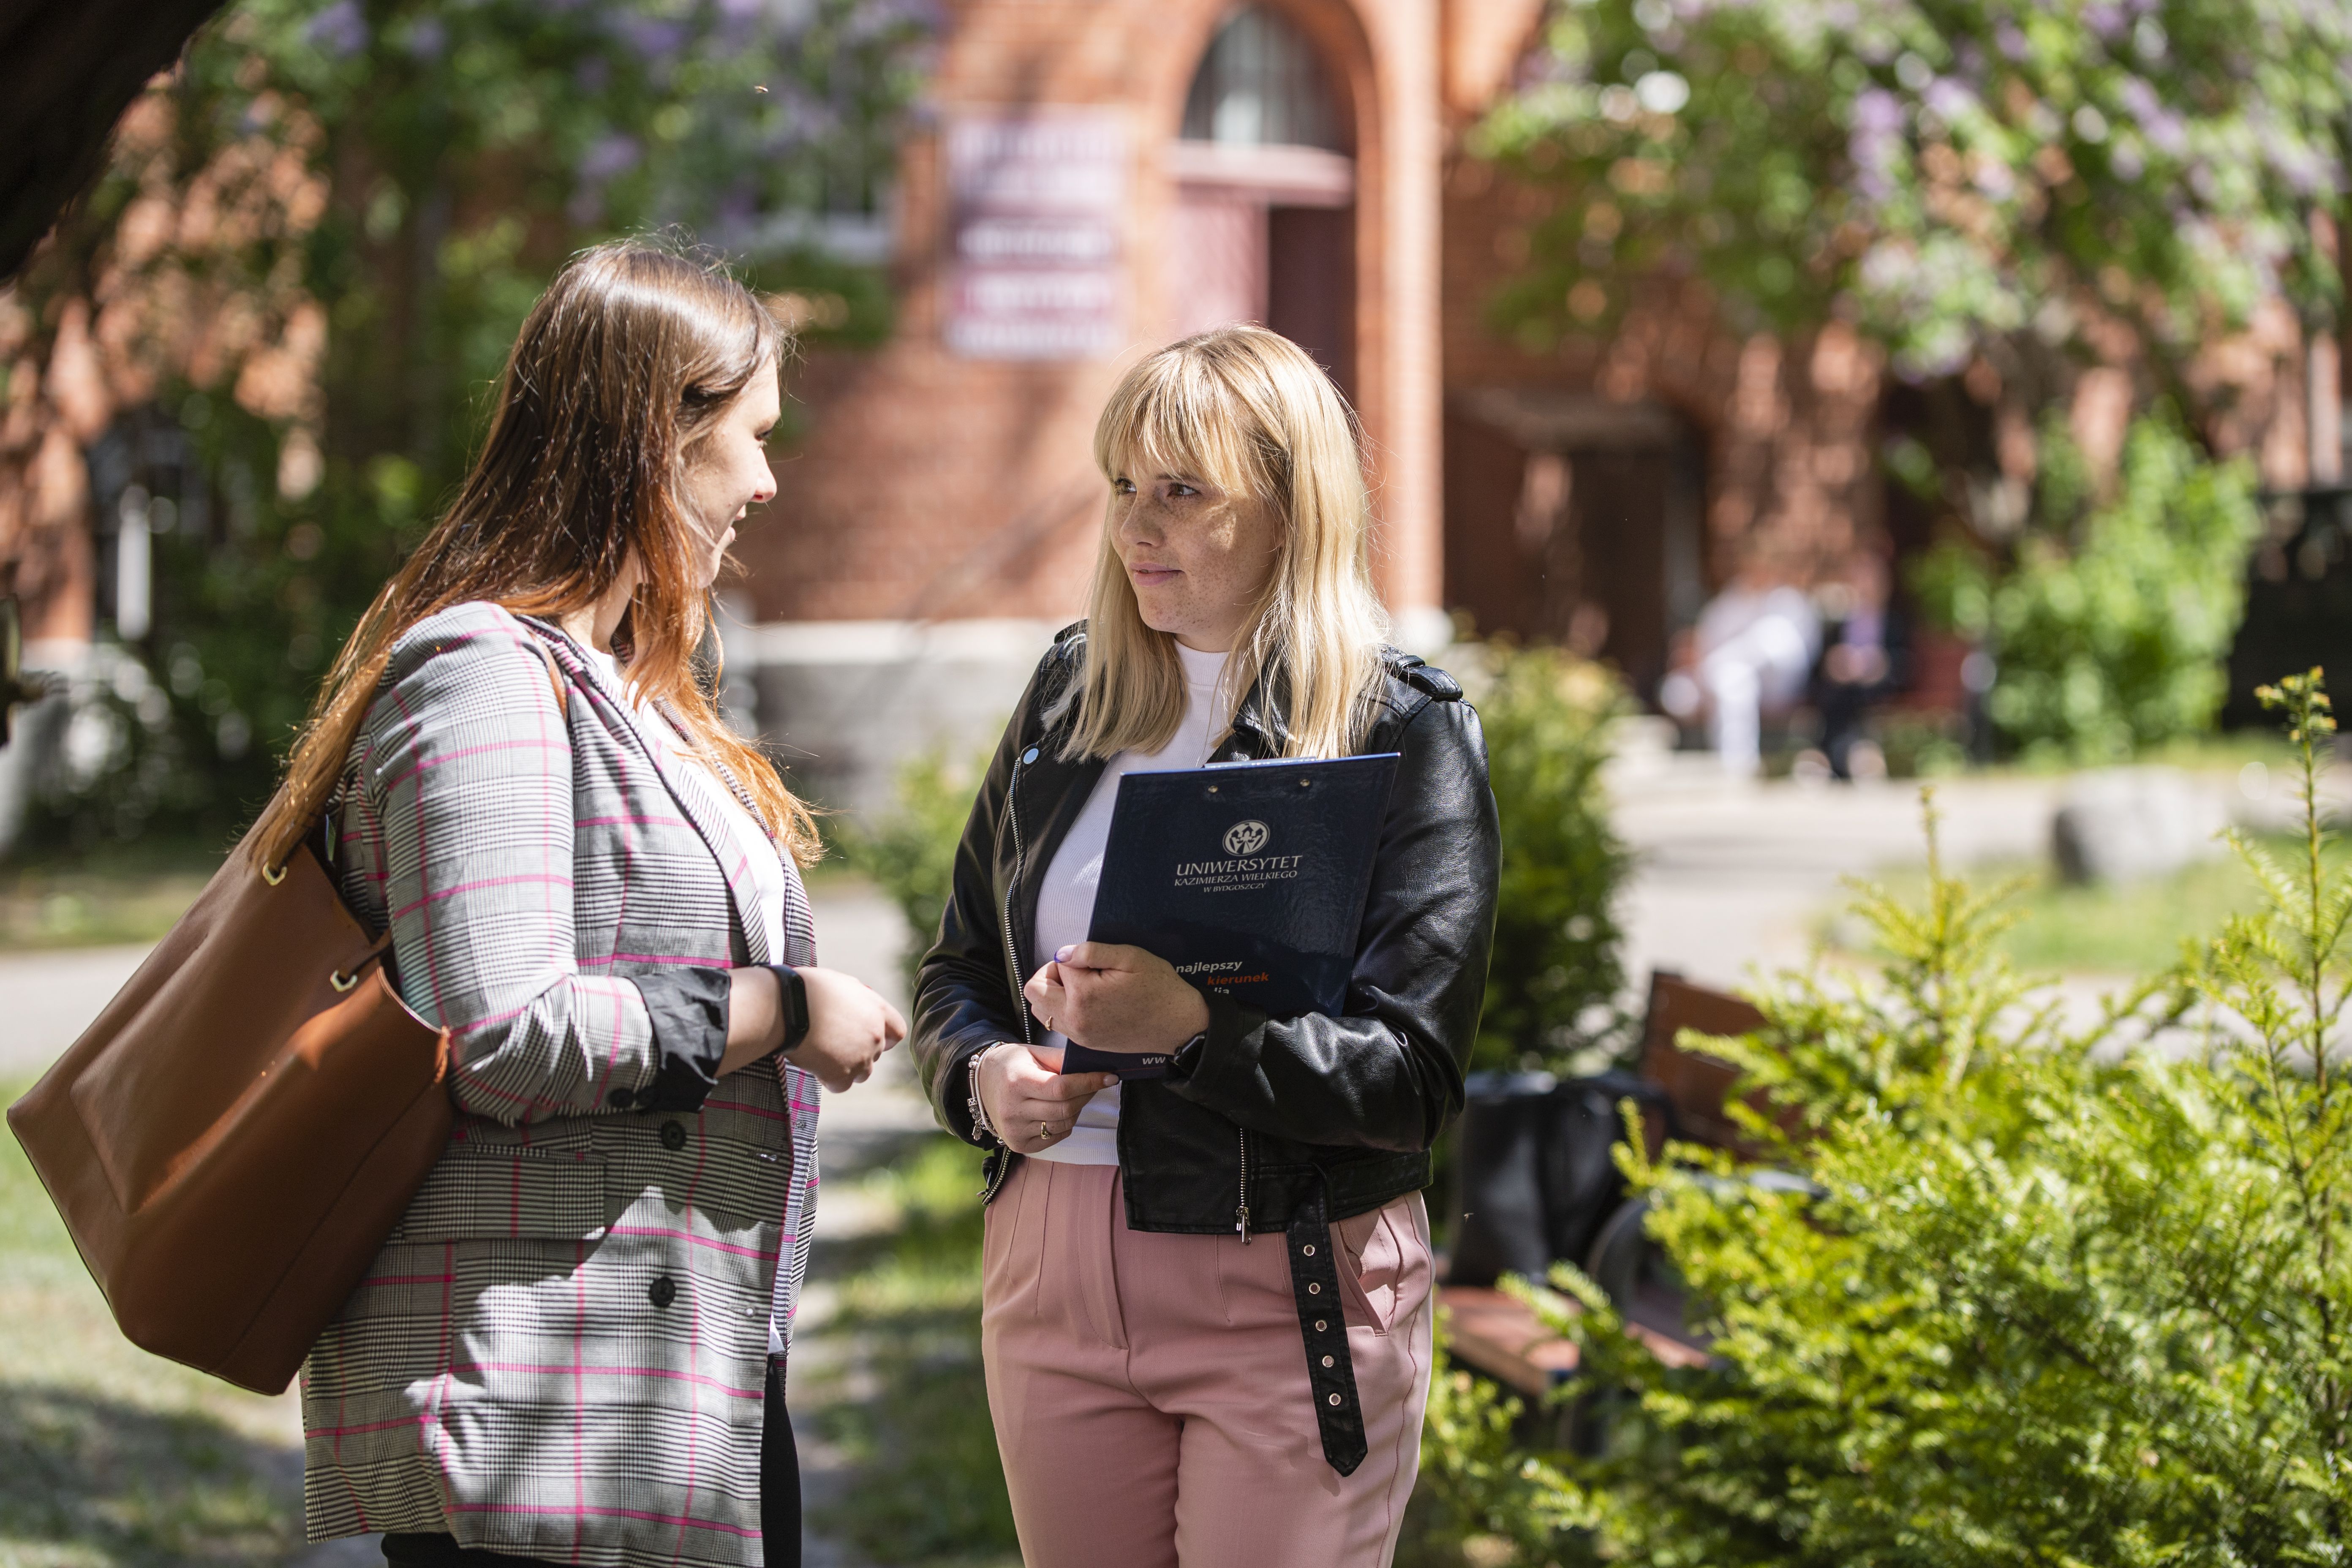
[606,1087,636,1109]
[660,1120,688,1152]
[649,1276,677,1309]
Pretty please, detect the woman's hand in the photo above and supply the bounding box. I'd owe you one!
[977,1043,1116,1154]
[1023,942,1209,1056]
[722,966,906,1092]
[786,967,907,1092]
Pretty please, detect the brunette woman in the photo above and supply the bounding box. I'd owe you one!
[270,240,903,1568]
[911,326,1499,1568]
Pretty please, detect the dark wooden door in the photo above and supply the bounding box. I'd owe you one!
[1267,205,1355,402]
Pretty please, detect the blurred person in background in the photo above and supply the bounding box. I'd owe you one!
[1810,544,1908,781]
[910,326,1499,1568]
[1660,539,1821,778]
[259,240,904,1568]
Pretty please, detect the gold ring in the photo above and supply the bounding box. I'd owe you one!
[1038,1121,1051,1142]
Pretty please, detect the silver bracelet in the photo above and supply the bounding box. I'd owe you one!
[966,1049,999,1145]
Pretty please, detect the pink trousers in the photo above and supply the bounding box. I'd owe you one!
[980,1157,1435,1568]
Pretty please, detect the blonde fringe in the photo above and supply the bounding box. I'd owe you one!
[1062,325,1387,762]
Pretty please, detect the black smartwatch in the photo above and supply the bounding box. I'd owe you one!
[765,964,811,1052]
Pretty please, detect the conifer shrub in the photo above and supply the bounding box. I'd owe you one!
[1441,671,2352,1565]
[1473,645,1635,1074]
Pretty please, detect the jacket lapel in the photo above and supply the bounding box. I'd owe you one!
[515,614,775,968]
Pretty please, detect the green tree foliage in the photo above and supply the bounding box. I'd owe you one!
[1459,673,2352,1563]
[12,0,927,848]
[1477,0,2352,382]
[1909,408,2260,761]
[1475,645,1634,1073]
[1982,411,2261,760]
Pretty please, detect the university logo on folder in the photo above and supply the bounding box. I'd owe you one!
[1062,752,1399,1078]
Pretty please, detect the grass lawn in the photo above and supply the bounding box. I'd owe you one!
[0,1075,312,1567]
[1819,830,2352,975]
[0,846,224,952]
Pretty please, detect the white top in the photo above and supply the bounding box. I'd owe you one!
[583,646,796,1350]
[1028,642,1231,1166]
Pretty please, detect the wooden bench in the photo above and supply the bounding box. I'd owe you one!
[1435,971,1762,1404]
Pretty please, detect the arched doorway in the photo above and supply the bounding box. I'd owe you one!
[1168,6,1356,399]
[1445,390,1708,702]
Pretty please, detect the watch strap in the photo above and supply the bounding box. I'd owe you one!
[765,964,811,1051]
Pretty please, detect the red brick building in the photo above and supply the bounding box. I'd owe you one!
[740,0,1492,803]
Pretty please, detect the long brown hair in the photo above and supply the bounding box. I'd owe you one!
[253,239,821,867]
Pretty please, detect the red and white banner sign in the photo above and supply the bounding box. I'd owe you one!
[945,109,1128,361]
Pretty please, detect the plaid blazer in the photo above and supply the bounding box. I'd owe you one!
[299,602,819,1568]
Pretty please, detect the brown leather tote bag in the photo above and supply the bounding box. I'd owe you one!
[7,817,452,1395]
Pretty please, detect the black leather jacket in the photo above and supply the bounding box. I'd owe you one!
[911,622,1500,1237]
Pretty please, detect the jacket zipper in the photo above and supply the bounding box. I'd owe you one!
[1000,749,1032,1047]
[1236,1127,1252,1243]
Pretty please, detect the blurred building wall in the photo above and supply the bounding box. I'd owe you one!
[734,0,1450,808]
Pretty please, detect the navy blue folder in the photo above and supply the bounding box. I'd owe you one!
[1059,751,1400,1078]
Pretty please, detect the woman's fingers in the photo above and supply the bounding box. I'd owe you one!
[1054,941,1156,974]
[1022,962,1067,1031]
[979,1040,1114,1151]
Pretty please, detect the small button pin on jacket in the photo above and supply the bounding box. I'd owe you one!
[648,1276,677,1309]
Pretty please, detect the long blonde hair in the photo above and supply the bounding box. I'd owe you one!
[1064,325,1388,762]
[253,239,821,868]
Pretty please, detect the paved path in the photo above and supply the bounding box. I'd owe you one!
[0,943,152,1076]
[1608,762,2065,993]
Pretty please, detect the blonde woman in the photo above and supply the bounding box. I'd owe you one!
[912,326,1499,1567]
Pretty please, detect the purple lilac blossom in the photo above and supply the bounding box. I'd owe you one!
[304,0,368,59]
[1994,19,2028,61]
[405,16,446,60]
[615,15,687,59]
[1925,78,1977,123]
[846,0,941,41]
[1852,86,1905,136]
[2082,3,2125,40]
[2115,76,2188,156]
[579,132,643,181]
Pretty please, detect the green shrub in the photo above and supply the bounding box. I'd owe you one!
[834,745,991,989]
[1481,671,2352,1564]
[1984,409,2261,762]
[1473,645,1635,1074]
[1405,1335,1582,1568]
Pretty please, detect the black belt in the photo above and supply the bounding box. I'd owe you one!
[1284,1188,1367,1475]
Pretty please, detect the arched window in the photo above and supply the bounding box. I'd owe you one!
[1168,5,1356,394]
[1181,7,1346,152]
